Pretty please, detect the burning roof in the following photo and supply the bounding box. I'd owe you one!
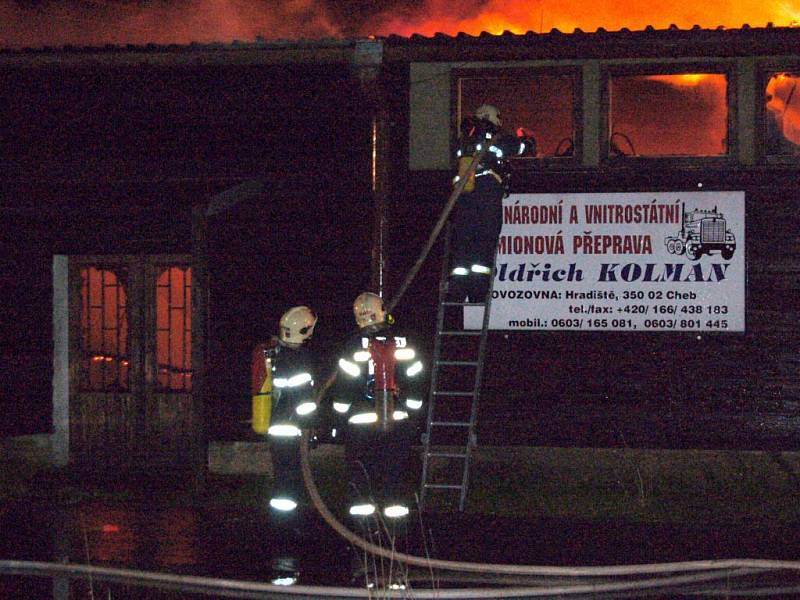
[0,0,797,52]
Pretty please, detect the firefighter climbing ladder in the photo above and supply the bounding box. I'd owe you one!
[382,143,493,513]
[418,227,494,512]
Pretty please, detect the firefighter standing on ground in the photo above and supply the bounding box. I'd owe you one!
[449,104,534,302]
[251,306,318,515]
[331,292,425,520]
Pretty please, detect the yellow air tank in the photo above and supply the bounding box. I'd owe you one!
[251,345,273,434]
[456,156,476,192]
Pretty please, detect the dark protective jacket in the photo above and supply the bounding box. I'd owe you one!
[252,337,317,436]
[456,116,533,196]
[331,322,425,427]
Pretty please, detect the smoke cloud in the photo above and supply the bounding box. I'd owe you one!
[0,0,342,49]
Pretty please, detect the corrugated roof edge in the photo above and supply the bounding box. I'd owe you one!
[0,37,358,55]
[384,22,795,44]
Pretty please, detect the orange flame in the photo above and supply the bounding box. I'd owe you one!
[646,74,710,87]
[766,72,800,145]
[610,74,728,156]
[365,0,800,38]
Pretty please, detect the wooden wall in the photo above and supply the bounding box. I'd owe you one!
[393,169,800,450]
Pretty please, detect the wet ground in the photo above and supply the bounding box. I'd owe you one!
[3,490,800,599]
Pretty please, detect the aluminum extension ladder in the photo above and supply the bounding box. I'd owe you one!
[419,227,494,512]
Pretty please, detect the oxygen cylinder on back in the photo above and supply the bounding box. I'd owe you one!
[456,156,477,192]
[251,344,274,434]
[369,337,397,431]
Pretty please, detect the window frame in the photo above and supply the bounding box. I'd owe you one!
[600,61,737,167]
[451,66,583,168]
[757,61,800,165]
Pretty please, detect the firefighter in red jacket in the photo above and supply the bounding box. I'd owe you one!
[251,306,318,515]
[449,104,535,303]
[331,292,425,520]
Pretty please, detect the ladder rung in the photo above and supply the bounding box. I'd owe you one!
[441,301,486,307]
[431,421,470,427]
[427,451,467,459]
[424,483,462,490]
[439,329,482,336]
[436,360,479,366]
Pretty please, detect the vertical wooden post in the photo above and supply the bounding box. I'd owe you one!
[190,202,208,493]
[51,255,70,467]
[354,40,389,295]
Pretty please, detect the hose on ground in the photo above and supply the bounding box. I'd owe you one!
[0,560,784,599]
[300,433,800,579]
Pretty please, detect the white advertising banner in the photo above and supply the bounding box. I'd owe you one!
[464,191,745,332]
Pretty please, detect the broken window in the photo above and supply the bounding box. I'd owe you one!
[764,71,800,156]
[456,71,577,158]
[80,267,129,391]
[156,266,192,392]
[608,73,728,157]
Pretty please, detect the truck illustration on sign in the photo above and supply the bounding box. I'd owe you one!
[664,203,736,260]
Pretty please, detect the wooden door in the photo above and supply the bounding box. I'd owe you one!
[69,255,194,473]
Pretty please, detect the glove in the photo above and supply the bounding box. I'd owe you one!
[306,428,321,449]
[515,127,537,157]
[308,429,320,450]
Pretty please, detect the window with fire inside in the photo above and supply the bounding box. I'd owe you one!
[764,71,800,157]
[456,70,579,160]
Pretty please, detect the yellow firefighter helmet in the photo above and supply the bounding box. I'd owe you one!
[279,306,317,347]
[353,292,386,329]
[475,104,502,127]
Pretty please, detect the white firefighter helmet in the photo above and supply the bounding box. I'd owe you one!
[279,306,317,346]
[475,104,502,127]
[353,292,386,329]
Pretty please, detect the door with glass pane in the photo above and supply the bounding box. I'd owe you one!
[69,255,194,472]
[144,258,194,470]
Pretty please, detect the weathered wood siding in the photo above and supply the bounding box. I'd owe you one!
[70,392,139,469]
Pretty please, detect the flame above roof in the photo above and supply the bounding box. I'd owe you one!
[0,0,798,54]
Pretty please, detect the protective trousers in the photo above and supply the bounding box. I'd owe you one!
[449,174,504,302]
[345,421,415,508]
[270,438,303,503]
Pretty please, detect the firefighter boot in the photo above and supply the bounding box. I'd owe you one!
[467,272,492,304]
[445,269,469,303]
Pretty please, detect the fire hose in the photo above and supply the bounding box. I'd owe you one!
[385,141,489,314]
[299,431,800,579]
[310,143,492,407]
[0,559,792,598]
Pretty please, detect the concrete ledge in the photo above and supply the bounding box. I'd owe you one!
[208,441,272,475]
[0,434,53,465]
[208,441,344,475]
[7,438,799,524]
[207,441,800,524]
[463,446,800,523]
